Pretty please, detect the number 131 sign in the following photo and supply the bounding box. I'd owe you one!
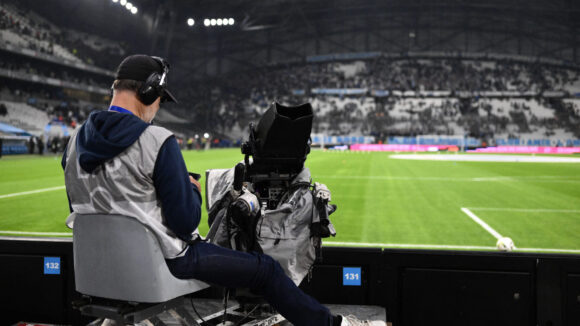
[343,267,361,286]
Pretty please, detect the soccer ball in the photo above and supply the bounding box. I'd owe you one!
[496,237,515,252]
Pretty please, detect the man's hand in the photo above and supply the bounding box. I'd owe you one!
[189,175,201,192]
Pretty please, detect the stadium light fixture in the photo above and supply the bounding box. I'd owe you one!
[131,7,138,14]
[112,0,119,3]
[187,18,195,26]
[120,0,127,6]
[202,17,234,27]
[126,2,133,10]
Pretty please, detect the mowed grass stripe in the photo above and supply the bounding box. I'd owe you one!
[0,190,71,233]
[309,151,494,246]
[0,155,65,196]
[1,149,579,253]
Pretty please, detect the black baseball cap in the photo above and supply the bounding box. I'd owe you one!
[115,54,178,103]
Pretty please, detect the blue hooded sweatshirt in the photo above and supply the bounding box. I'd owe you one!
[62,109,202,242]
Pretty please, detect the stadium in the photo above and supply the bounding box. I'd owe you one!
[0,0,579,325]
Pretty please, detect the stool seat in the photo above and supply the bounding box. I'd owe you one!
[73,214,208,303]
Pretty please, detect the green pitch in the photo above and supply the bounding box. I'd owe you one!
[1,149,579,254]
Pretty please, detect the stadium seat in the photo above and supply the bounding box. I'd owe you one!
[73,213,208,303]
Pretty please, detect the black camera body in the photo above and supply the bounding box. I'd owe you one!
[240,102,313,209]
[205,100,336,291]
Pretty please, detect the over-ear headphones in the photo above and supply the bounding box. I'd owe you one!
[137,56,169,105]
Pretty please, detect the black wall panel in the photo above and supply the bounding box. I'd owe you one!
[0,254,67,325]
[566,274,580,326]
[401,268,532,326]
[1,238,580,325]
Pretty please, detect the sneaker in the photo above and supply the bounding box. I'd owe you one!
[340,315,387,326]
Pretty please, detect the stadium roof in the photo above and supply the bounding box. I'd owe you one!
[11,0,580,78]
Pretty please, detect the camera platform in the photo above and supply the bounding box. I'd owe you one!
[76,298,287,326]
[194,303,285,326]
[80,298,386,326]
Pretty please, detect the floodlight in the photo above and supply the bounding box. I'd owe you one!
[229,18,234,25]
[222,18,228,25]
[204,19,210,26]
[131,7,137,14]
[120,0,127,6]
[210,19,216,26]
[217,19,223,25]
[112,0,119,3]
[187,18,195,26]
[126,2,133,10]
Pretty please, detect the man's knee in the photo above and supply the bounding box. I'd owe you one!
[253,253,285,289]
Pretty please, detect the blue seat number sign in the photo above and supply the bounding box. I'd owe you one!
[343,267,361,286]
[44,257,61,275]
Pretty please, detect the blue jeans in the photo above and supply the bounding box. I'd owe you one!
[166,241,333,326]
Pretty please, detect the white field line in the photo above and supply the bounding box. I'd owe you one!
[460,207,504,241]
[512,248,580,254]
[323,241,580,254]
[0,230,72,236]
[323,241,495,250]
[0,186,65,199]
[316,175,580,183]
[466,207,580,213]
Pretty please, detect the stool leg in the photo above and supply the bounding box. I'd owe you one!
[98,318,125,326]
[86,318,105,326]
[147,316,168,326]
[173,307,201,326]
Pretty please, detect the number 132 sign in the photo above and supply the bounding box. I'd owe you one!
[44,257,61,275]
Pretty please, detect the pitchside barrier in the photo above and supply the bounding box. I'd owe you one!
[1,238,579,325]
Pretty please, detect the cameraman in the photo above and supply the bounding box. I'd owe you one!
[62,54,384,326]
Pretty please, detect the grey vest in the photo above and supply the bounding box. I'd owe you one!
[64,125,189,259]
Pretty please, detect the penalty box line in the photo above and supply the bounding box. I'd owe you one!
[460,207,508,243]
[0,186,65,199]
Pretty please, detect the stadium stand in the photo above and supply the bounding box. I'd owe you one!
[0,100,50,136]
[0,1,579,150]
[180,54,579,145]
[0,2,124,67]
[0,2,117,154]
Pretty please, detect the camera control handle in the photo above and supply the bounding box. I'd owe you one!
[233,163,245,192]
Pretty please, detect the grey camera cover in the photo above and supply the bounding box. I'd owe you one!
[205,167,320,285]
